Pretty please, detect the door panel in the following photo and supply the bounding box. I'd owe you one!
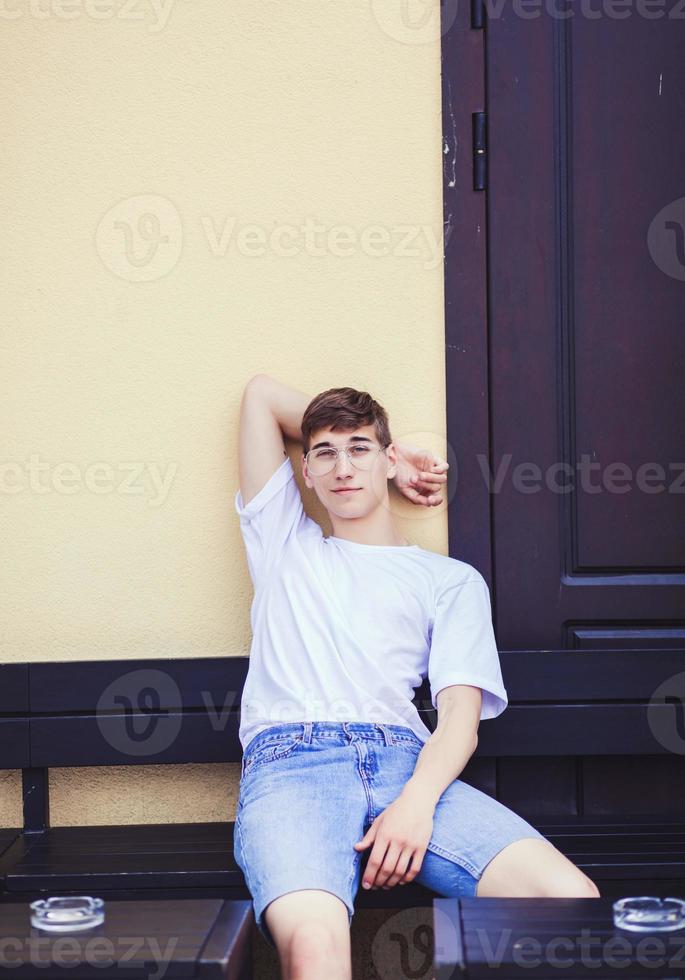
[485,2,684,646]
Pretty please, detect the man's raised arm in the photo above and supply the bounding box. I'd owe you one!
[238,374,310,507]
[238,373,450,508]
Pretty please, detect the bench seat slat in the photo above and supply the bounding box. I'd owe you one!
[534,817,685,831]
[19,840,232,858]
[546,836,685,852]
[13,822,232,842]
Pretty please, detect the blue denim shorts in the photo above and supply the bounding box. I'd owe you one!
[233,721,548,949]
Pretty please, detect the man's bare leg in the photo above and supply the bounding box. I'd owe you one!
[476,838,601,897]
[264,889,353,980]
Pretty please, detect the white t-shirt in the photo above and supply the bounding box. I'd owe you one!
[234,456,508,752]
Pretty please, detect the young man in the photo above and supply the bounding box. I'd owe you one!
[233,374,599,980]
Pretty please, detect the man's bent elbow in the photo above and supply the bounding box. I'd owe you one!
[244,373,271,394]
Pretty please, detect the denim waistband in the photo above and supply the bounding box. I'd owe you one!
[246,721,421,753]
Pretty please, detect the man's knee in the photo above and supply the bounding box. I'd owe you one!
[289,920,345,964]
[543,871,601,898]
[264,889,351,969]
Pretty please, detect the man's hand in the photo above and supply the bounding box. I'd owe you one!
[393,442,449,507]
[353,787,434,889]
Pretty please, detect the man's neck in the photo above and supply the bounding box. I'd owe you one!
[328,511,410,547]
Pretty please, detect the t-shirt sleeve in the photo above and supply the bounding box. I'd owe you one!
[234,456,317,585]
[428,571,508,720]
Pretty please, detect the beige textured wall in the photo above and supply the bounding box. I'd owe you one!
[1,0,446,829]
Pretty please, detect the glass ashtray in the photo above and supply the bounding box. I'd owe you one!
[30,896,105,932]
[613,896,685,932]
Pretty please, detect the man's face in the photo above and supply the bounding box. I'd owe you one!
[302,424,397,520]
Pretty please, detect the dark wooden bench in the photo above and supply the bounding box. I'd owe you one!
[0,658,441,914]
[1,650,683,923]
[433,895,685,980]
[0,897,254,980]
[472,647,685,896]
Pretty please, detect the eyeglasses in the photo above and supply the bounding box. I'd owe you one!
[305,442,389,476]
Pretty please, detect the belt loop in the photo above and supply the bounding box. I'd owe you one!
[302,722,312,745]
[377,723,393,746]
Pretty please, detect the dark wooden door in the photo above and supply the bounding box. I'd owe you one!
[444,0,684,648]
[441,0,685,816]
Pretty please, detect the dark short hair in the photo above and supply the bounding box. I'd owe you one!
[301,387,392,455]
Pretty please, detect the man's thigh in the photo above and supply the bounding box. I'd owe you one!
[414,776,549,893]
[370,753,549,895]
[234,741,367,948]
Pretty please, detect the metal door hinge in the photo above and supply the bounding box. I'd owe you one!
[472,111,487,191]
[471,0,486,28]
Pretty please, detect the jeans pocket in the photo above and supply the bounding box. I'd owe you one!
[242,735,302,777]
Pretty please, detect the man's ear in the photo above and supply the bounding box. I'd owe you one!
[302,454,314,489]
[384,442,398,481]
